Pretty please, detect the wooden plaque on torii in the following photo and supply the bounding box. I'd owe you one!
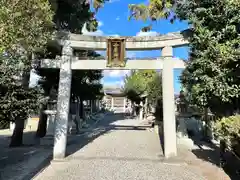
[106,37,126,67]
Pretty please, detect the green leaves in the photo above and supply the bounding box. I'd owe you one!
[36,50,104,102]
[129,0,240,116]
[123,70,161,103]
[128,4,149,21]
[51,0,99,33]
[0,0,54,54]
[123,70,163,121]
[0,54,44,122]
[175,0,240,115]
[128,0,175,25]
[214,115,240,150]
[0,0,104,134]
[71,69,103,101]
[147,72,162,104]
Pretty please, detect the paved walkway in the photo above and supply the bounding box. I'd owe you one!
[34,114,213,180]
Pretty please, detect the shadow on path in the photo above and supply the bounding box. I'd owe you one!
[24,112,154,180]
[189,137,240,180]
[66,113,152,157]
[0,131,48,170]
[156,122,240,179]
[153,123,165,155]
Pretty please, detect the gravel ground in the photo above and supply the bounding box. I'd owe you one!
[33,114,222,180]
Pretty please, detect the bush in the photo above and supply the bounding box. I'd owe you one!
[214,115,240,155]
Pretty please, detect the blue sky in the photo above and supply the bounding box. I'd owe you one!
[82,0,190,94]
[30,0,190,93]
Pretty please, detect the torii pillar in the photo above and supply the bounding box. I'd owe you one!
[53,44,72,160]
[162,46,177,158]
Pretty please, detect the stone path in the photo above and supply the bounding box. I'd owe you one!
[34,114,218,180]
[0,113,105,180]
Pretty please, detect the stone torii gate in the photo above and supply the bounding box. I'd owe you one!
[41,31,189,160]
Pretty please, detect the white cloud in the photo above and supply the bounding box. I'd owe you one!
[81,23,120,38]
[108,0,120,3]
[102,70,129,88]
[116,80,125,87]
[116,17,120,20]
[100,78,105,84]
[126,52,136,58]
[81,23,104,36]
[136,31,159,37]
[103,70,130,78]
[98,21,103,27]
[102,80,125,88]
[108,34,120,37]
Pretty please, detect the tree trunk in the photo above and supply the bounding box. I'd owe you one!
[79,99,84,119]
[133,103,136,116]
[34,104,48,145]
[35,85,54,141]
[203,107,209,139]
[90,100,93,114]
[9,117,25,147]
[35,104,48,138]
[10,61,31,147]
[22,71,30,87]
[220,140,227,167]
[74,98,80,133]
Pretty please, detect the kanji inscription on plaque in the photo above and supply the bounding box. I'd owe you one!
[106,37,126,67]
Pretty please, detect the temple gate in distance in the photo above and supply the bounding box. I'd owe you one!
[41,31,189,160]
[103,87,127,113]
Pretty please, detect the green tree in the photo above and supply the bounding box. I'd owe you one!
[0,0,54,146]
[123,70,144,103]
[35,51,104,138]
[0,0,53,54]
[71,51,104,118]
[123,70,162,118]
[179,0,240,116]
[71,69,103,119]
[34,0,102,139]
[128,0,240,117]
[128,0,175,31]
[49,0,99,33]
[0,55,47,146]
[146,72,163,121]
[123,70,156,103]
[147,72,162,104]
[0,0,104,146]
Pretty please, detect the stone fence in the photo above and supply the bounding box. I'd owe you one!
[152,111,219,150]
